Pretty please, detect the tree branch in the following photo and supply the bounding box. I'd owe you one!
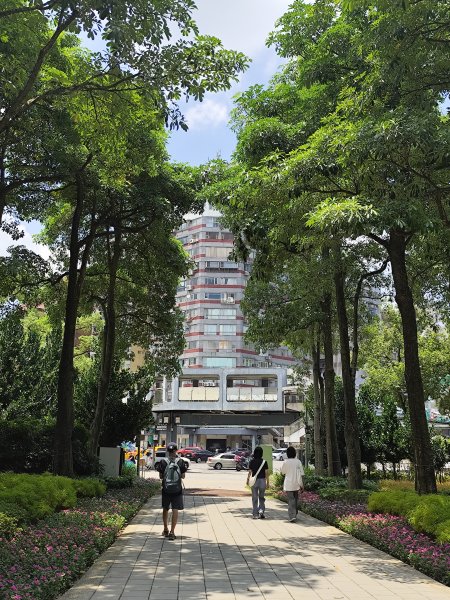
[0,8,78,135]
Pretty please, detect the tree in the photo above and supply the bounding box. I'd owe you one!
[260,0,448,493]
[0,0,249,141]
[74,357,153,450]
[0,305,60,420]
[379,398,409,479]
[82,167,196,460]
[356,385,383,479]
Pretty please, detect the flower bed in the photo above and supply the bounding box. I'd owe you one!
[0,478,160,600]
[274,490,450,586]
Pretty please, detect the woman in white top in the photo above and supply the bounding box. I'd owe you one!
[280,446,304,522]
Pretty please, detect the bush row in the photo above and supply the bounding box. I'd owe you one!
[0,419,94,475]
[274,490,450,586]
[0,479,161,600]
[0,473,106,535]
[368,490,450,543]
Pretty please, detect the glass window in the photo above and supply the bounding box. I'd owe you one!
[219,324,236,335]
[204,357,236,368]
[204,341,219,350]
[205,293,221,300]
[206,246,232,258]
[204,324,217,334]
[204,308,236,320]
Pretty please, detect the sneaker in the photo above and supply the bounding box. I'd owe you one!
[168,532,176,540]
[259,513,265,519]
[289,517,297,523]
[252,515,259,519]
[162,529,169,537]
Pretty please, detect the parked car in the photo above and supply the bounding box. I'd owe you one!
[178,447,203,458]
[207,453,239,470]
[272,448,288,461]
[189,449,215,463]
[153,449,190,470]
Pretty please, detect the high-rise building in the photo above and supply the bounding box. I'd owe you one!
[152,207,300,452]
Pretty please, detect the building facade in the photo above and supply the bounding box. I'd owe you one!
[152,207,299,451]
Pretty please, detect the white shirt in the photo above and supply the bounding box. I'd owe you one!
[281,457,304,491]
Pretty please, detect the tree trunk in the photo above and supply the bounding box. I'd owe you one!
[311,331,325,475]
[387,230,436,494]
[321,294,341,476]
[318,365,326,455]
[54,175,84,476]
[88,225,122,460]
[334,263,362,489]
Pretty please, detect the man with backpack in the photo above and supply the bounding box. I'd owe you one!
[157,442,187,540]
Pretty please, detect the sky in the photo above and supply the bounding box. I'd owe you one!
[167,0,292,165]
[0,0,292,256]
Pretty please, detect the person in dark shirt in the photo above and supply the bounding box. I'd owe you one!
[157,443,187,540]
[246,446,269,519]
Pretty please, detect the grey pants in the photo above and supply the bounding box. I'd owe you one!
[286,490,299,520]
[252,479,266,515]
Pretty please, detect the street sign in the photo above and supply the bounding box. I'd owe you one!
[156,425,166,431]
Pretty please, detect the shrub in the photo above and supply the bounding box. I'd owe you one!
[361,479,379,492]
[73,478,106,498]
[121,463,138,479]
[303,474,347,492]
[0,473,77,523]
[379,479,415,492]
[270,471,285,492]
[0,512,19,538]
[0,419,96,476]
[368,490,420,516]
[318,487,371,504]
[437,480,450,495]
[408,495,450,535]
[103,474,134,489]
[435,519,450,544]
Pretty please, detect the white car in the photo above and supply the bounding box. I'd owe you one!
[153,450,190,470]
[272,449,288,461]
[207,453,238,470]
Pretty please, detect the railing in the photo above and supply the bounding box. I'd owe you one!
[178,387,220,402]
[226,387,278,402]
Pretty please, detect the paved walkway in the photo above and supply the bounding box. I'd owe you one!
[60,491,450,600]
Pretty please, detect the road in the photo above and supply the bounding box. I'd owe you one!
[143,459,283,493]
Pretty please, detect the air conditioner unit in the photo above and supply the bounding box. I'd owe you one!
[244,270,250,276]
[189,238,196,243]
[186,285,193,290]
[224,297,235,304]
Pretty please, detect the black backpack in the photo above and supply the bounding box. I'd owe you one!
[162,457,183,495]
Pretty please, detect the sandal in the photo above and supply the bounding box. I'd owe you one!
[167,532,176,540]
[162,529,169,537]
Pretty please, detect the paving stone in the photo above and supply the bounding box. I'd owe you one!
[58,493,450,600]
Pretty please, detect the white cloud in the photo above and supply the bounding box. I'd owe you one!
[0,223,51,261]
[185,98,229,130]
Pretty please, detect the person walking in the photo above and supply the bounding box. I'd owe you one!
[280,446,304,522]
[247,446,269,519]
[157,442,187,540]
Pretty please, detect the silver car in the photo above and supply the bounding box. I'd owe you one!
[207,453,238,470]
